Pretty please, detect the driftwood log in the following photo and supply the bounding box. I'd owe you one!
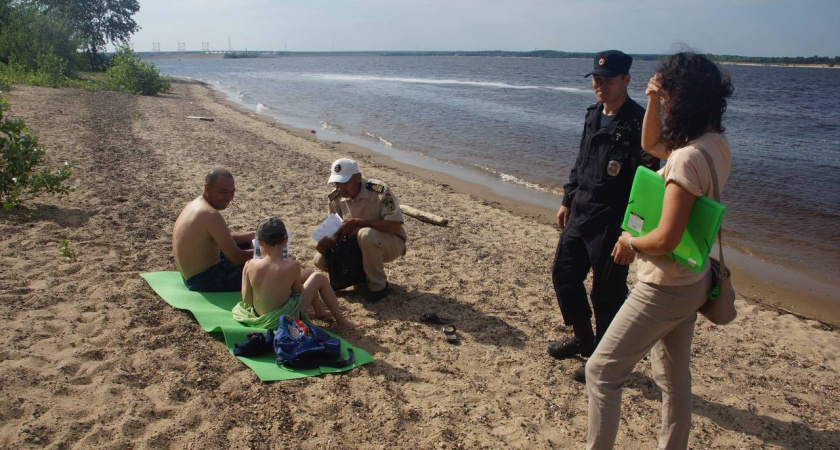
[400,205,449,227]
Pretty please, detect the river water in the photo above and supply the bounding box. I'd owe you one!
[151,55,840,285]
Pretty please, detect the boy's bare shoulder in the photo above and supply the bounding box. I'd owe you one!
[266,257,301,272]
[284,258,302,273]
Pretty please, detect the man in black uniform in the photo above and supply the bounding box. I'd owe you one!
[549,50,659,382]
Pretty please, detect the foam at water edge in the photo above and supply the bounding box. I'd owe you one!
[304,73,588,93]
[473,164,562,195]
[362,131,394,147]
[319,120,341,133]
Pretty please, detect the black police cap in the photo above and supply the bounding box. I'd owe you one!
[584,50,633,78]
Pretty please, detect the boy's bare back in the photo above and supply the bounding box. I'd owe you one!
[242,256,302,316]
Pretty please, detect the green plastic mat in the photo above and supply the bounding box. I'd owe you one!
[140,271,373,381]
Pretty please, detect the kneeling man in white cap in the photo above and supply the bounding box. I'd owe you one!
[314,158,407,302]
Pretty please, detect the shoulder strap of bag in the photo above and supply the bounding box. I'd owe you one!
[695,146,726,271]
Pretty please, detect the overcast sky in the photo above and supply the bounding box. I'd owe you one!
[128,0,839,57]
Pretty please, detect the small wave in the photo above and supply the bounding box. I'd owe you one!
[362,131,394,147]
[320,120,341,133]
[255,103,273,113]
[474,164,562,195]
[306,73,573,92]
[545,86,589,94]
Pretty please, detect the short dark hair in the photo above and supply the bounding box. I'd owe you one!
[657,53,734,151]
[256,217,287,246]
[204,167,233,186]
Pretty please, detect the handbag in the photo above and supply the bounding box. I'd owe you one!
[696,147,737,325]
[326,235,367,291]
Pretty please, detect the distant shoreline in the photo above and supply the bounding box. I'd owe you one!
[140,50,839,68]
[720,61,840,69]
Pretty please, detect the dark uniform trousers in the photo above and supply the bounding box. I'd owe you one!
[552,97,655,343]
[552,225,628,343]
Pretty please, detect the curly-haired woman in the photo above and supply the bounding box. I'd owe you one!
[586,52,735,449]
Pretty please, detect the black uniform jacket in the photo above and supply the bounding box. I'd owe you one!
[562,98,659,237]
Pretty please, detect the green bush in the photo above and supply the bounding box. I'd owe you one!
[0,62,27,88]
[105,46,171,96]
[31,53,68,87]
[0,96,73,209]
[0,4,79,73]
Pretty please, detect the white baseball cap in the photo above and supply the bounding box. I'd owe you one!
[327,158,360,184]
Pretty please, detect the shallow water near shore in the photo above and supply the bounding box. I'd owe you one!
[151,55,840,291]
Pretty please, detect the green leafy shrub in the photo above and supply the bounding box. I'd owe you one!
[105,45,171,96]
[0,62,28,89]
[32,53,68,87]
[0,97,73,209]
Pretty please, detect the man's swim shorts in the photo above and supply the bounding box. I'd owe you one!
[183,252,243,292]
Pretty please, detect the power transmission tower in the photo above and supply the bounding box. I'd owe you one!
[201,42,209,52]
[177,42,185,52]
[152,42,160,52]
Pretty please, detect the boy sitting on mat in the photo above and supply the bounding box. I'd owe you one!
[233,217,362,330]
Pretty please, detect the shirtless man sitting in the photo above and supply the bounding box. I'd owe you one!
[234,217,361,330]
[172,168,254,292]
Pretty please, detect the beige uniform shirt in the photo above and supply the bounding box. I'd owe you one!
[329,178,408,241]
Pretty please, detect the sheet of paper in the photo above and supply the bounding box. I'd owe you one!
[283,233,291,259]
[310,213,342,242]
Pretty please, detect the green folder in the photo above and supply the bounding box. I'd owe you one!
[621,166,725,272]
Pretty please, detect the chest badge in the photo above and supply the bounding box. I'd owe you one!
[607,160,621,177]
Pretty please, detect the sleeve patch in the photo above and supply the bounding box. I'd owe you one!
[384,198,396,212]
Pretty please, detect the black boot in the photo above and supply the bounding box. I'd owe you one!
[547,321,595,359]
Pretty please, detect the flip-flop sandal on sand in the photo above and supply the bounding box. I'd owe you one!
[442,325,458,344]
[420,312,452,324]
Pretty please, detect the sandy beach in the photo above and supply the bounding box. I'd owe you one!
[1,80,838,448]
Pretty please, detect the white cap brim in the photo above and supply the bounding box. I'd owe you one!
[327,173,354,184]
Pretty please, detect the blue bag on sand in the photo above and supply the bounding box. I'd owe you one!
[274,315,355,369]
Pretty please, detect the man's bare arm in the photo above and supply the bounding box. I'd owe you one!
[232,231,256,245]
[206,211,252,265]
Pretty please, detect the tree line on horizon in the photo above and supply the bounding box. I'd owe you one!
[174,49,837,66]
[355,50,840,66]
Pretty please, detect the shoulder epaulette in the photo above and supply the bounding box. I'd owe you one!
[366,181,385,194]
[328,189,340,201]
